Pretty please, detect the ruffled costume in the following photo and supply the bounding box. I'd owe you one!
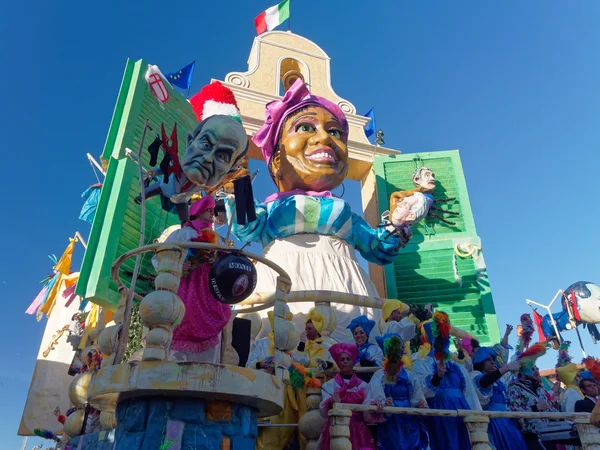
[153,196,231,362]
[246,311,299,450]
[227,78,401,343]
[319,343,375,450]
[348,316,383,382]
[414,313,479,450]
[471,347,527,450]
[365,329,429,450]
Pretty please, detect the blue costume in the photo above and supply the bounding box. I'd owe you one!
[365,333,429,450]
[472,347,527,450]
[424,360,472,450]
[348,316,384,383]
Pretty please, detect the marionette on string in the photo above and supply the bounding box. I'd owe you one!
[135,81,250,224]
[386,165,459,243]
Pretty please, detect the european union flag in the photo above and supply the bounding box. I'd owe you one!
[165,61,195,90]
[364,107,377,138]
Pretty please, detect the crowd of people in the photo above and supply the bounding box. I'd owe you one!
[244,302,599,450]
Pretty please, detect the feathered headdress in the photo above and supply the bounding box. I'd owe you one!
[379,334,404,382]
[517,342,548,376]
[555,341,573,368]
[430,311,451,362]
[555,341,579,387]
[516,313,534,353]
[289,361,321,391]
[582,357,600,383]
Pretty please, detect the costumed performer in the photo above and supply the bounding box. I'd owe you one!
[555,342,583,413]
[381,299,415,368]
[507,343,557,450]
[418,312,481,450]
[246,306,300,450]
[575,358,599,413]
[364,321,429,450]
[152,195,230,363]
[452,337,473,372]
[318,342,376,450]
[227,78,403,342]
[293,308,333,447]
[347,315,383,382]
[471,346,527,450]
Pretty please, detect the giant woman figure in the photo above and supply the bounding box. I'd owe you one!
[227,79,402,342]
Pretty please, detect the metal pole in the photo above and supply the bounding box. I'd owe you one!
[75,231,88,249]
[574,326,587,358]
[86,153,106,176]
[113,120,151,365]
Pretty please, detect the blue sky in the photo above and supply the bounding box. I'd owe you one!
[1,1,599,447]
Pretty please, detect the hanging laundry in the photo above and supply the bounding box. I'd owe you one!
[79,183,102,225]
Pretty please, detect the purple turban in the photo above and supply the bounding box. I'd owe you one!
[252,78,349,164]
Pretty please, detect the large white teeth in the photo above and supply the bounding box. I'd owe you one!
[308,152,335,161]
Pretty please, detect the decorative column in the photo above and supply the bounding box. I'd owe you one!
[462,415,492,450]
[139,245,186,361]
[575,420,600,450]
[298,383,325,450]
[328,408,352,450]
[98,287,128,368]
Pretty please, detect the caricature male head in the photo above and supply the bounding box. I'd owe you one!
[183,82,249,188]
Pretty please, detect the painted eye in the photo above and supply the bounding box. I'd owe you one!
[328,129,341,138]
[216,151,231,163]
[297,123,315,133]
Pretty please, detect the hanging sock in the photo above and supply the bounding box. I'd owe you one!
[161,123,181,178]
[233,175,256,225]
[147,135,163,167]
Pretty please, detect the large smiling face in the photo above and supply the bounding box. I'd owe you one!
[577,283,600,324]
[181,115,248,188]
[271,106,349,192]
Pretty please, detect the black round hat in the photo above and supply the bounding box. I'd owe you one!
[209,253,257,304]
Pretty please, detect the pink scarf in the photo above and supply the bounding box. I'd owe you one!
[183,220,212,235]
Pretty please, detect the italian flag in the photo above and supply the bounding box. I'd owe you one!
[254,0,290,35]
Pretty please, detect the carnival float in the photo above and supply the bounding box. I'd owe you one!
[17,11,600,450]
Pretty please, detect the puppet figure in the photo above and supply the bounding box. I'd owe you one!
[388,166,459,243]
[136,81,249,223]
[227,78,403,342]
[540,281,600,344]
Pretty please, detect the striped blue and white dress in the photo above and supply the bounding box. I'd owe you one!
[227,194,401,343]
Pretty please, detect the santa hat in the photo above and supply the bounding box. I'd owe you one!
[190,81,242,124]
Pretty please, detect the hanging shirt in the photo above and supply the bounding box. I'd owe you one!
[79,184,102,225]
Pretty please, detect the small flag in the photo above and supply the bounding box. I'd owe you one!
[165,61,195,90]
[364,107,377,138]
[255,0,290,35]
[145,65,169,105]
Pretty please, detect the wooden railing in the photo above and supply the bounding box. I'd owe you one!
[327,404,600,450]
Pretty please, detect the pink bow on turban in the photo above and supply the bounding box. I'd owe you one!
[252,78,349,165]
[329,342,359,368]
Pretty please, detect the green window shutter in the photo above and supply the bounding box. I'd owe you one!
[374,151,500,345]
[76,59,196,308]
